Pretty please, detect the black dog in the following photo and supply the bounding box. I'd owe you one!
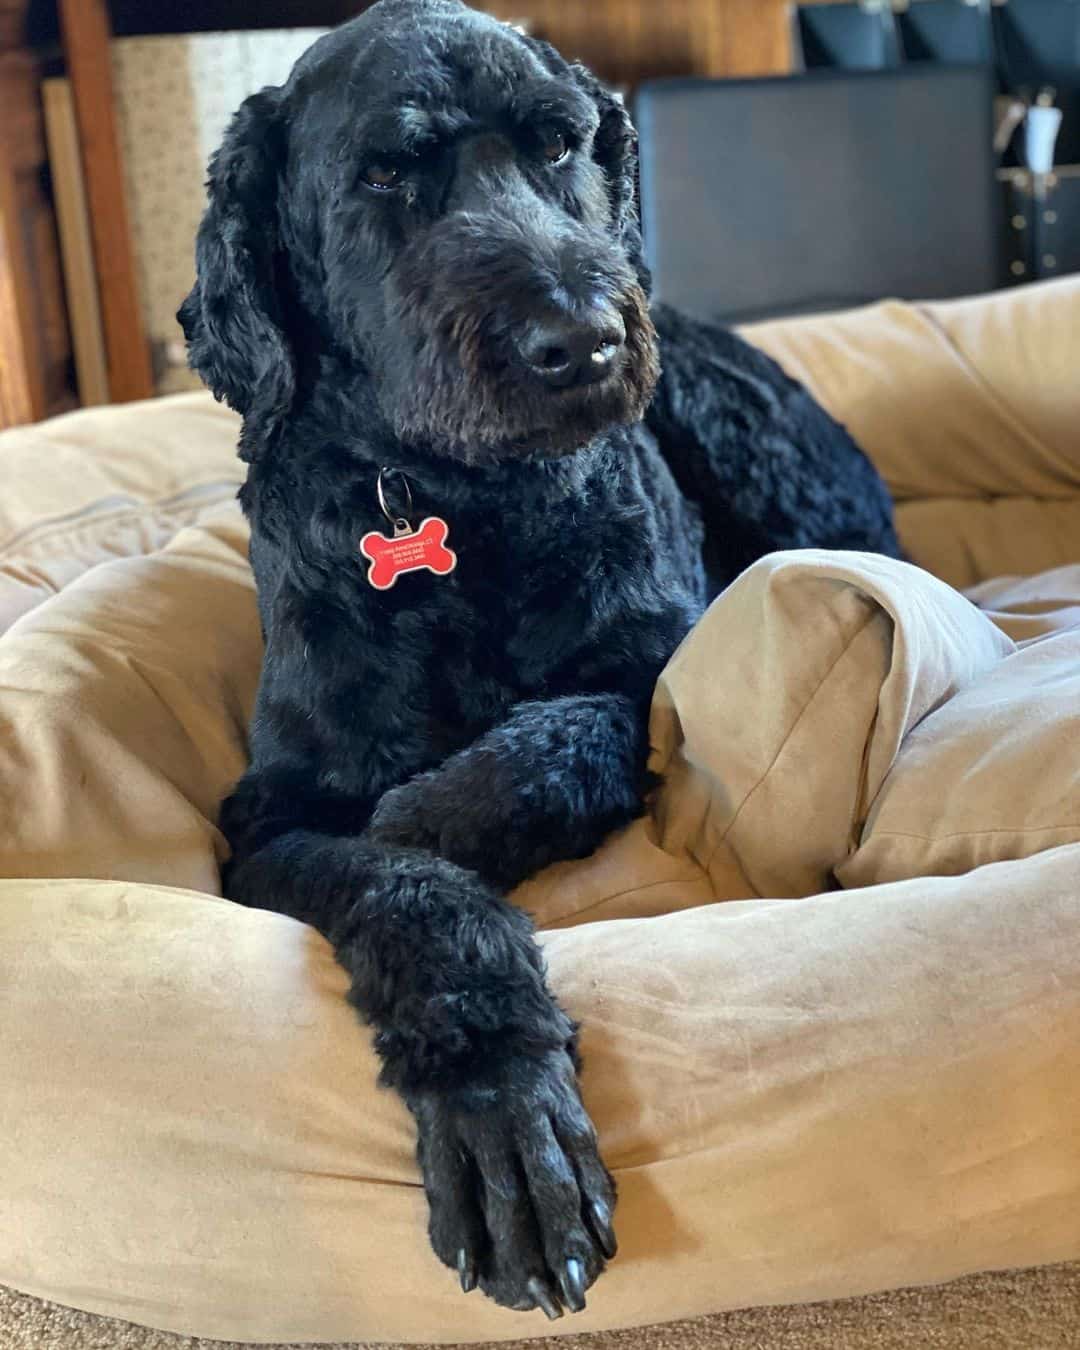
[180,0,901,1320]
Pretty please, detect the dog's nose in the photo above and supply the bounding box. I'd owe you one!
[517,310,626,390]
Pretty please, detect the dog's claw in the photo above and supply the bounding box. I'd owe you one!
[590,1201,618,1259]
[457,1248,477,1294]
[560,1258,587,1313]
[527,1277,563,1321]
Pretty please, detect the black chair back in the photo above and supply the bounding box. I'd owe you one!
[794,4,901,71]
[896,1,994,65]
[635,66,1000,324]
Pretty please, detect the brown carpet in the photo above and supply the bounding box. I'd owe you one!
[3,1264,1079,1350]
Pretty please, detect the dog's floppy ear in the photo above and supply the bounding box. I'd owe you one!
[571,64,651,292]
[178,89,293,463]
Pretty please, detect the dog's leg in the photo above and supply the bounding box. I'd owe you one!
[223,819,617,1315]
[365,692,653,890]
[646,303,904,590]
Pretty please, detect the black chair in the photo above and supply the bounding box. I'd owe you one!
[896,1,993,66]
[793,4,901,71]
[635,66,1001,325]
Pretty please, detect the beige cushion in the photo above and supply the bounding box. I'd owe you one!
[2,278,1079,1342]
[0,510,258,893]
[0,392,241,633]
[3,526,1080,1342]
[744,277,1080,506]
[840,571,1080,889]
[745,275,1080,589]
[646,551,1012,902]
[4,844,1080,1345]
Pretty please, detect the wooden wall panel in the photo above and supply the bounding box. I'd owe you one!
[717,0,794,78]
[0,0,24,46]
[483,0,796,86]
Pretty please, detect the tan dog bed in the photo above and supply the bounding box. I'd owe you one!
[1,278,1078,1344]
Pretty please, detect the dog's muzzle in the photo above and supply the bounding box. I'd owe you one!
[377,206,658,457]
[515,304,627,391]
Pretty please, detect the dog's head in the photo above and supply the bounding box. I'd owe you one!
[179,0,659,463]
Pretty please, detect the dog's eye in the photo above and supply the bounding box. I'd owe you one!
[542,133,570,165]
[362,163,401,192]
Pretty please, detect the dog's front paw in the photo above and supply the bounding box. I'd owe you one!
[411,1049,617,1318]
[366,775,442,853]
[367,765,509,880]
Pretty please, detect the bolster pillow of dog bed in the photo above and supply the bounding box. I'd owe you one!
[1,277,1078,1343]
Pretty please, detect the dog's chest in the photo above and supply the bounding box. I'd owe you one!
[352,482,640,680]
[267,432,705,770]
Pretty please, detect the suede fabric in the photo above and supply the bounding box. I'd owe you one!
[743,276,1080,589]
[0,394,243,634]
[1,277,1078,1343]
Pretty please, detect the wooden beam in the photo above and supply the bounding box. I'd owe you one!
[0,25,78,426]
[58,0,153,403]
[0,146,44,426]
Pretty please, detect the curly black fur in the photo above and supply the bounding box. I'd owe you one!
[180,0,902,1318]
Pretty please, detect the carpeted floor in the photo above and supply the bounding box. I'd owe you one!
[3,1263,1079,1350]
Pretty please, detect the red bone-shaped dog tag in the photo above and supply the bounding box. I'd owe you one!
[360,517,457,590]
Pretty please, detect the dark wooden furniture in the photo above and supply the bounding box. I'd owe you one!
[0,0,74,424]
[56,0,153,404]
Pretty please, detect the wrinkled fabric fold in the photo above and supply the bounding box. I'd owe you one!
[646,551,1012,900]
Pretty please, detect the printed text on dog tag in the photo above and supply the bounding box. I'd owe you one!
[360,517,457,590]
